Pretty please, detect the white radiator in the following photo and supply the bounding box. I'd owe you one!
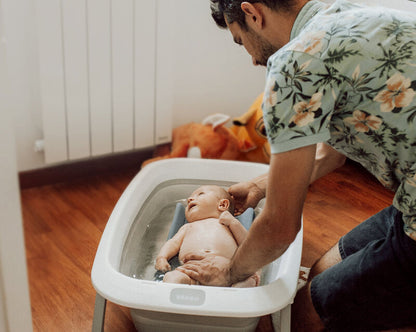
[35,0,172,164]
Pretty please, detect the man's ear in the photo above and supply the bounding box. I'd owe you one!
[218,198,230,212]
[241,2,264,28]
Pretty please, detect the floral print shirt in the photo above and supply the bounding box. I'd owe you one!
[263,0,416,240]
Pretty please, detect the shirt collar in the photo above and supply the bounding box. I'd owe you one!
[290,0,328,40]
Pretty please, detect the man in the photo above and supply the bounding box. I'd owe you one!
[176,1,416,330]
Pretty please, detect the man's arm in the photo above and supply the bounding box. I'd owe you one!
[227,144,317,283]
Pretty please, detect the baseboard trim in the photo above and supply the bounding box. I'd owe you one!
[18,147,154,189]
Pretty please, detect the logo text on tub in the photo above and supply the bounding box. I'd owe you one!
[170,288,206,306]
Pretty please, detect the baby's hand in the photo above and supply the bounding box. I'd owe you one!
[219,211,235,227]
[155,257,171,272]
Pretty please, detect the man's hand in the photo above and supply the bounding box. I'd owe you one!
[176,254,232,286]
[228,181,265,215]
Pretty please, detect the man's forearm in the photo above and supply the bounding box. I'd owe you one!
[229,146,315,284]
[229,213,298,283]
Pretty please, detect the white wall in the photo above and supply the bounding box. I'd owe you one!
[0,2,33,330]
[0,100,33,332]
[165,0,266,127]
[3,0,44,172]
[4,0,266,172]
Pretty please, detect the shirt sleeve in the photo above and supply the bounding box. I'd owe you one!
[263,50,336,154]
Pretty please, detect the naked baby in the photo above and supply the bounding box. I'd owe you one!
[155,185,260,287]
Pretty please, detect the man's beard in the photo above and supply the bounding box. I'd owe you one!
[257,41,277,66]
[248,27,278,66]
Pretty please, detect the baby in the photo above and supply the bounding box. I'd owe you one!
[155,185,260,287]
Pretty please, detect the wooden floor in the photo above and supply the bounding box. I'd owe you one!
[20,160,394,332]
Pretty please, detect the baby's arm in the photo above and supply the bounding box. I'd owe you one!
[219,211,248,245]
[155,225,187,272]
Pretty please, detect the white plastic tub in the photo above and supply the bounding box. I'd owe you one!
[91,158,302,332]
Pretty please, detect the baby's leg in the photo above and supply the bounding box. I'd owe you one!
[232,271,261,288]
[163,269,199,285]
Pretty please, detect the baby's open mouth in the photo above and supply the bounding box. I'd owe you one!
[188,202,196,210]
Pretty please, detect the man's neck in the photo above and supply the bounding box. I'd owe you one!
[263,0,310,50]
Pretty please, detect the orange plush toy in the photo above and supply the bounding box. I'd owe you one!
[141,114,241,168]
[230,93,270,164]
[141,94,270,168]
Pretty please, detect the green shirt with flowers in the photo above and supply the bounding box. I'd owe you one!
[263,0,416,240]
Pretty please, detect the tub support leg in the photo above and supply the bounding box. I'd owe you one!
[280,305,291,332]
[92,293,107,332]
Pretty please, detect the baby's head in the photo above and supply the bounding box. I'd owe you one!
[185,185,234,222]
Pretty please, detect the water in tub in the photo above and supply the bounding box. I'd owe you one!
[119,180,270,284]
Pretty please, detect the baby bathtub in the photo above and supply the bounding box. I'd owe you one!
[91,158,302,332]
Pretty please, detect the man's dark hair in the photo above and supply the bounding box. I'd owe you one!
[211,0,295,30]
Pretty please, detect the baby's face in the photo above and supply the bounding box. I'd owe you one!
[185,186,222,222]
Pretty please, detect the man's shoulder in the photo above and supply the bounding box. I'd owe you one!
[268,2,416,72]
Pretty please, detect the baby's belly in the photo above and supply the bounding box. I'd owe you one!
[178,234,237,263]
